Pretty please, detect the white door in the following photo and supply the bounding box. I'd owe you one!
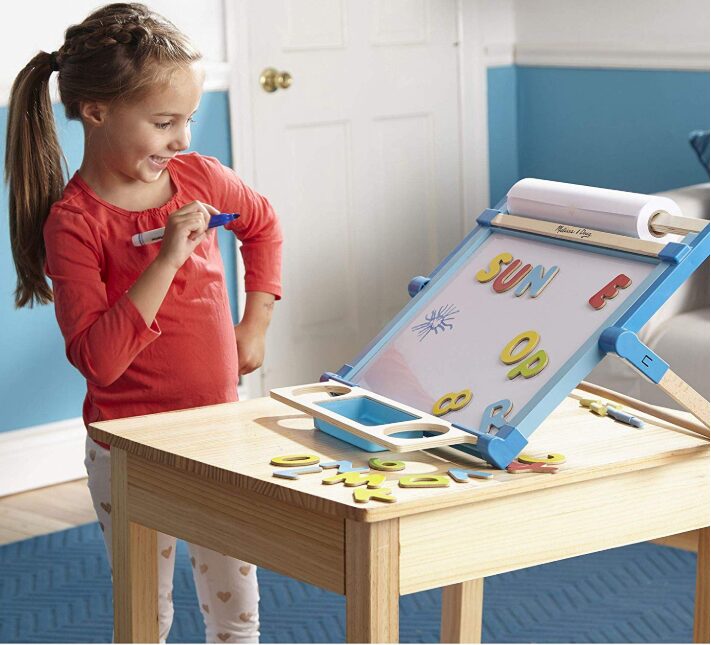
[230,0,465,393]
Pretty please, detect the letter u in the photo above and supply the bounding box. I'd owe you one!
[492,260,533,293]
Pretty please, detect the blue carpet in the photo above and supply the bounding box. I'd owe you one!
[0,522,697,643]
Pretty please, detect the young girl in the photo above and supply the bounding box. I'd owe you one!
[5,3,282,642]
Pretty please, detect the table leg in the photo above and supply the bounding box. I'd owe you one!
[111,449,159,643]
[345,518,399,643]
[440,579,484,643]
[694,527,710,644]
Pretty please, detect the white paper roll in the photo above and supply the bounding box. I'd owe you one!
[506,178,683,241]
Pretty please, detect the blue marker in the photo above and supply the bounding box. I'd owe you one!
[606,406,644,428]
[132,213,239,247]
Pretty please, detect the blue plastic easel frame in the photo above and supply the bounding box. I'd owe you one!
[319,203,710,469]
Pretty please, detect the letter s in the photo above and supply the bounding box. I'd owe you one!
[475,252,513,283]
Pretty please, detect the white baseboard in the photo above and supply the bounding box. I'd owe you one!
[0,417,86,497]
[0,387,255,498]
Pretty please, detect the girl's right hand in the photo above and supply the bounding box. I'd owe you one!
[156,201,219,271]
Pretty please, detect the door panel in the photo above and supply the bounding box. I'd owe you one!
[242,0,462,391]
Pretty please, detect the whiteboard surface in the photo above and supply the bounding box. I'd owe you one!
[352,232,658,431]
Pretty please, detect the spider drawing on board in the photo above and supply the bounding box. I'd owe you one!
[411,304,460,341]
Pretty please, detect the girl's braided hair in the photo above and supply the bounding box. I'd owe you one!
[57,3,201,119]
[5,3,201,307]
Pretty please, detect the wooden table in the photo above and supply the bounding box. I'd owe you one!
[88,389,709,643]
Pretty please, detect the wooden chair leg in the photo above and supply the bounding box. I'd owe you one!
[440,579,484,643]
[694,527,710,644]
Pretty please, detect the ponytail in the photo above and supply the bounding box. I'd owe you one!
[5,50,66,308]
[6,3,201,309]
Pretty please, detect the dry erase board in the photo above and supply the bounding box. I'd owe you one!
[340,228,661,437]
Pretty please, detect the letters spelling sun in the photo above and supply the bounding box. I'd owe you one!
[475,252,559,298]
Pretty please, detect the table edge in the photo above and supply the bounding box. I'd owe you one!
[88,424,709,523]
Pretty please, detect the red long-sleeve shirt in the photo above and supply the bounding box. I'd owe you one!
[44,153,282,445]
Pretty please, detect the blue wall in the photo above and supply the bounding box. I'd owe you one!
[487,66,520,208]
[488,66,710,206]
[0,91,236,433]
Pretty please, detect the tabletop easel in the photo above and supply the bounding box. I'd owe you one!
[274,181,710,468]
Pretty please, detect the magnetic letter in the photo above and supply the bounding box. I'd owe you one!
[320,460,369,474]
[272,465,323,479]
[517,452,566,465]
[588,274,632,310]
[353,487,397,503]
[432,389,473,417]
[398,475,450,488]
[448,468,494,482]
[369,458,406,472]
[492,260,533,293]
[506,349,549,379]
[322,472,386,488]
[515,265,560,298]
[479,399,513,434]
[270,454,320,467]
[475,252,513,283]
[500,330,541,364]
[507,461,558,474]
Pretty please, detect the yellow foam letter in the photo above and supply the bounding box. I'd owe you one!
[506,349,549,379]
[475,252,513,283]
[322,472,386,488]
[518,452,566,464]
[270,453,320,467]
[353,487,397,503]
[398,475,450,488]
[432,389,473,417]
[500,330,540,364]
[369,458,406,472]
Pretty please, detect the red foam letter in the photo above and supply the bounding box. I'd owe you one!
[588,274,632,310]
[492,260,533,293]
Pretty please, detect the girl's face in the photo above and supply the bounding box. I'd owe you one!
[97,63,204,184]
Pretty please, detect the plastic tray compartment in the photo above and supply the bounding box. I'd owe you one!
[314,395,423,452]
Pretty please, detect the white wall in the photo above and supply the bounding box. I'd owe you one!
[479,0,516,66]
[466,0,709,70]
[514,0,709,69]
[0,0,228,105]
[3,0,706,102]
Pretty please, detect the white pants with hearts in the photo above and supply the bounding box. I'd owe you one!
[84,436,260,643]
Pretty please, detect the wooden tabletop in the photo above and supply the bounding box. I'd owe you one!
[88,389,709,523]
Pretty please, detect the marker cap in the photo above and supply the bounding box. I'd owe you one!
[208,213,238,228]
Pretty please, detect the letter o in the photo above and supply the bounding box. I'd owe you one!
[500,330,540,365]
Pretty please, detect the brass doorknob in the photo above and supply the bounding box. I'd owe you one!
[260,68,293,93]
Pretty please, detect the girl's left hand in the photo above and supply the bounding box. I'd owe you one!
[234,322,266,376]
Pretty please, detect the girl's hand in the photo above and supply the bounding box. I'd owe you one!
[157,201,219,271]
[234,322,267,376]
